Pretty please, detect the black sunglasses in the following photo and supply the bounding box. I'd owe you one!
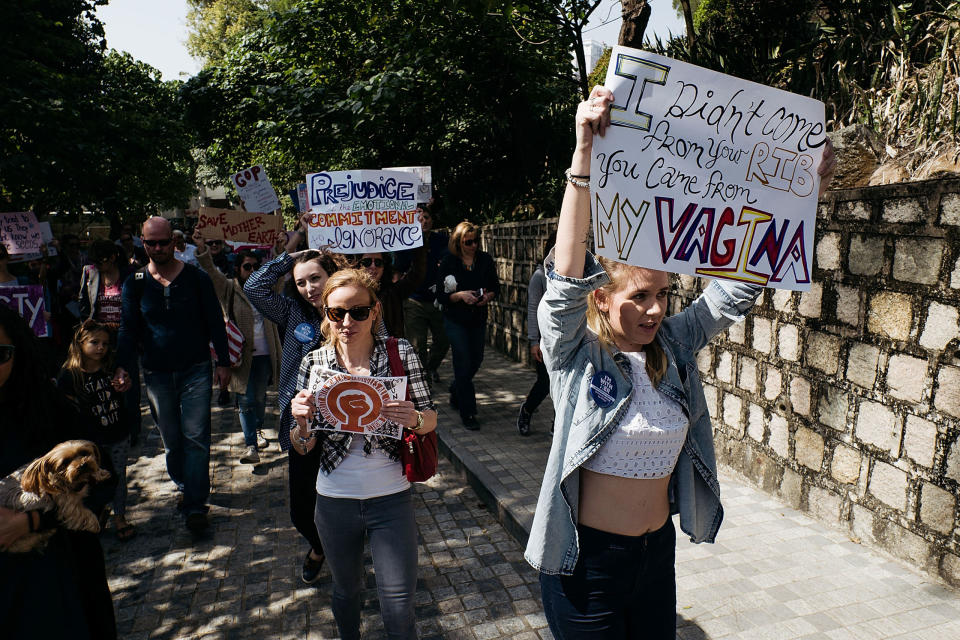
[358,258,384,268]
[144,239,173,248]
[463,238,478,246]
[241,262,259,271]
[324,305,374,322]
[206,240,223,246]
[0,345,14,365]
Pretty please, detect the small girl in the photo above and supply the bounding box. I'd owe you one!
[56,319,135,541]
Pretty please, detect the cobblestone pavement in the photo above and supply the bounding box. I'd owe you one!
[102,395,550,640]
[102,344,960,640]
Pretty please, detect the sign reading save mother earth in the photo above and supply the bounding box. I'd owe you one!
[305,169,424,254]
[592,46,827,291]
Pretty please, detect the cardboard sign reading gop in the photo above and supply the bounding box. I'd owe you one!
[591,46,828,291]
[311,369,408,439]
[305,169,424,254]
[231,165,281,213]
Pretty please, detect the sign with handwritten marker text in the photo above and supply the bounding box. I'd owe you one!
[307,366,408,439]
[0,285,47,337]
[0,212,43,255]
[231,165,281,213]
[382,166,433,204]
[305,169,424,254]
[195,207,282,246]
[591,47,827,291]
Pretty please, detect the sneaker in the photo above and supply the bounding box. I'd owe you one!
[240,445,260,464]
[256,429,269,450]
[186,512,209,532]
[462,415,480,431]
[517,403,532,436]
[301,549,325,584]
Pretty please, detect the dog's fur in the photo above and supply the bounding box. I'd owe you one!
[0,440,110,553]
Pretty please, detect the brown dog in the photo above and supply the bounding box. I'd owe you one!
[0,440,111,553]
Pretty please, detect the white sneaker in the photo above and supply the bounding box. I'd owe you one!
[256,429,269,450]
[240,445,260,464]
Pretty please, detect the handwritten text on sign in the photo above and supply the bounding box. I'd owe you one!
[195,208,282,246]
[308,367,408,440]
[0,212,43,255]
[305,170,423,254]
[591,47,827,291]
[231,165,281,213]
[0,285,47,337]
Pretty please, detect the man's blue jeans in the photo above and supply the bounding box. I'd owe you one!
[444,318,486,419]
[143,360,212,516]
[237,354,271,447]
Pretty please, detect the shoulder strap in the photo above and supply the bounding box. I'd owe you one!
[130,266,149,301]
[385,337,405,377]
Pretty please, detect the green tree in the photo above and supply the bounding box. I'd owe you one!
[181,0,578,222]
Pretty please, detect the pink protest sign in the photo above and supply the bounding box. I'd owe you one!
[0,285,47,337]
[0,212,43,255]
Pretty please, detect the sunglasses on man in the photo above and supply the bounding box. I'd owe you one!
[241,262,260,271]
[143,239,172,248]
[0,344,14,365]
[206,240,223,247]
[323,305,375,322]
[358,257,384,268]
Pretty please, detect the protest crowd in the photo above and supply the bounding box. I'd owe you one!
[0,84,840,640]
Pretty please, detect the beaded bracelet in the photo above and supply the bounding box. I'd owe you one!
[564,168,590,188]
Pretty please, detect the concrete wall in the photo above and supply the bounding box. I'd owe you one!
[480,177,960,586]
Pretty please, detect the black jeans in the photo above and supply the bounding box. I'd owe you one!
[540,519,677,639]
[288,446,324,554]
[525,360,550,413]
[444,317,486,419]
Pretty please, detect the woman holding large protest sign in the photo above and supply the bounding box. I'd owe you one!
[290,268,436,640]
[526,86,835,638]
[436,221,500,430]
[244,239,345,583]
[0,306,116,639]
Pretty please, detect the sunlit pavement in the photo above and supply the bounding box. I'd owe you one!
[102,346,960,639]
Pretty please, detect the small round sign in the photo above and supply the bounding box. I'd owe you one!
[589,370,617,408]
[293,322,316,344]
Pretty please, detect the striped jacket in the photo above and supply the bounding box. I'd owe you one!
[244,253,323,451]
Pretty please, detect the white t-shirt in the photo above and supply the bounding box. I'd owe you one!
[315,437,410,499]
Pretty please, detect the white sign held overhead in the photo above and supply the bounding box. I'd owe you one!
[591,46,827,291]
[231,165,281,213]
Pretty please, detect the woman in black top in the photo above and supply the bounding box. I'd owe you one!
[0,306,116,639]
[435,221,500,429]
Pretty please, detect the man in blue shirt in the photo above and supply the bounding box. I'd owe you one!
[115,217,230,532]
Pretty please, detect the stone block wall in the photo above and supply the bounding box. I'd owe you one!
[479,177,960,586]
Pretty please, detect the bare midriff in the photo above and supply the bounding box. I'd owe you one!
[578,469,671,536]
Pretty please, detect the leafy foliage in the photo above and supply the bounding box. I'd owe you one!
[181,0,579,222]
[1,1,195,225]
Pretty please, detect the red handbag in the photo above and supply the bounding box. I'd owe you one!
[386,337,438,482]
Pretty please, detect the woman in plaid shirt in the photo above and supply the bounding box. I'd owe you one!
[291,268,437,640]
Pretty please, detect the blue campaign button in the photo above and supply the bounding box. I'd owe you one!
[293,322,316,343]
[589,371,617,408]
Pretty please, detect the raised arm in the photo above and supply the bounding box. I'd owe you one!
[243,250,296,325]
[193,228,230,304]
[554,86,614,279]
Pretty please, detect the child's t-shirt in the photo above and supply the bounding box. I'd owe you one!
[55,369,127,445]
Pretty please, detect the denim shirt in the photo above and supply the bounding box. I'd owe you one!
[524,251,761,576]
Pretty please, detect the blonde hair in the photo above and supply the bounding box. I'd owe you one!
[586,257,668,386]
[62,320,113,393]
[448,221,480,257]
[319,268,382,347]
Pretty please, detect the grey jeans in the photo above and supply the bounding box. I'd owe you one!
[314,488,418,640]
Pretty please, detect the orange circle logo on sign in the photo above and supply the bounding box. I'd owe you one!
[316,374,391,434]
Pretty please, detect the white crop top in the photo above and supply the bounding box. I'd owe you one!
[581,351,689,479]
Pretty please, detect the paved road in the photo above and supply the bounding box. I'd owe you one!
[103,395,550,640]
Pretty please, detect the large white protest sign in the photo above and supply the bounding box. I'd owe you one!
[306,366,407,440]
[591,47,827,291]
[305,169,424,254]
[383,166,432,204]
[231,165,281,213]
[0,212,43,255]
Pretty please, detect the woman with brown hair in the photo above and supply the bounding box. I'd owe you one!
[435,221,500,429]
[290,268,436,640]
